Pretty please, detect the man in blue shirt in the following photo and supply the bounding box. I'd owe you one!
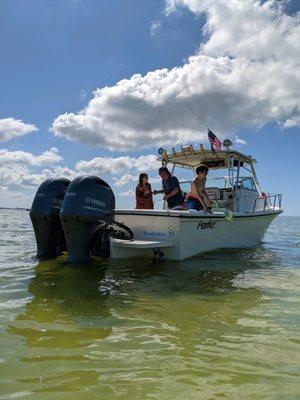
[153,167,184,209]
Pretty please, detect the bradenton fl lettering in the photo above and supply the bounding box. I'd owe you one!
[143,230,175,238]
[197,221,217,230]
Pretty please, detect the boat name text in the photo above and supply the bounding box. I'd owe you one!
[197,221,216,230]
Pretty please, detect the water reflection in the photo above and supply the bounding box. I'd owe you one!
[8,247,275,354]
[6,246,291,398]
[9,258,112,351]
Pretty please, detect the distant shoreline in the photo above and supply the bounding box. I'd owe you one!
[0,207,30,211]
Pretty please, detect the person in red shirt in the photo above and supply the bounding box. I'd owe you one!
[135,173,154,209]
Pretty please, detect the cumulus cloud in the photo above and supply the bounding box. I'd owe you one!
[114,174,137,187]
[51,0,300,151]
[0,165,78,193]
[0,148,65,192]
[0,147,63,167]
[0,151,161,206]
[74,154,161,192]
[0,164,44,190]
[0,118,38,142]
[282,116,300,128]
[75,154,160,175]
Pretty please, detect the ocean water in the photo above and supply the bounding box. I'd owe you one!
[0,209,299,400]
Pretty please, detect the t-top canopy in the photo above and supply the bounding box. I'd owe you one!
[157,145,256,169]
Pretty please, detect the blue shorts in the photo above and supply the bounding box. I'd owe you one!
[187,198,203,211]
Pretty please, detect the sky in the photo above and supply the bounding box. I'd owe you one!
[0,0,299,215]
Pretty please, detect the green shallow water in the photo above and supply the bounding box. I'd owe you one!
[0,210,299,399]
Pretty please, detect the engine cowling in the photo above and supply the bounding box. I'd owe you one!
[30,178,70,259]
[60,176,115,263]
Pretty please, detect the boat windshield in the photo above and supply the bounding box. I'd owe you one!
[179,177,230,192]
[206,177,230,189]
[235,177,257,191]
[180,180,192,194]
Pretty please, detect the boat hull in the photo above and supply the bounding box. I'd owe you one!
[111,210,281,260]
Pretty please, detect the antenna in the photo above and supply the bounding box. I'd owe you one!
[184,103,208,132]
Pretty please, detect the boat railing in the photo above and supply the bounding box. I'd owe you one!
[253,193,282,212]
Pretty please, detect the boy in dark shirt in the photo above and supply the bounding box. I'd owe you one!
[153,167,184,209]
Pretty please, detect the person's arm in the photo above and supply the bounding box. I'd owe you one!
[144,184,152,197]
[136,185,144,198]
[201,188,212,206]
[163,187,179,201]
[195,181,212,208]
[191,182,208,210]
[153,189,164,195]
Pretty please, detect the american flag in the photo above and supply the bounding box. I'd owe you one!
[208,129,222,152]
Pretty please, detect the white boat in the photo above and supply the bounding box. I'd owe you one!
[110,144,282,260]
[30,142,282,263]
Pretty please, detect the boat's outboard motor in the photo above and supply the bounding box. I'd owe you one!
[30,178,70,259]
[60,176,116,263]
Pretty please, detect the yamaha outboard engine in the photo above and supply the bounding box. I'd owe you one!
[60,176,118,263]
[30,178,70,259]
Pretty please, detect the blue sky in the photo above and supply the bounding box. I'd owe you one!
[0,0,299,215]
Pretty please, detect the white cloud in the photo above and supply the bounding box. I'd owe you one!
[75,154,160,175]
[133,154,160,171]
[42,166,78,180]
[74,154,161,193]
[235,135,247,145]
[166,0,300,61]
[0,165,79,194]
[0,147,62,167]
[282,116,300,128]
[51,0,300,151]
[0,118,38,142]
[0,151,161,207]
[119,189,135,197]
[0,148,66,194]
[114,174,137,187]
[75,156,132,175]
[150,20,162,36]
[72,153,165,197]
